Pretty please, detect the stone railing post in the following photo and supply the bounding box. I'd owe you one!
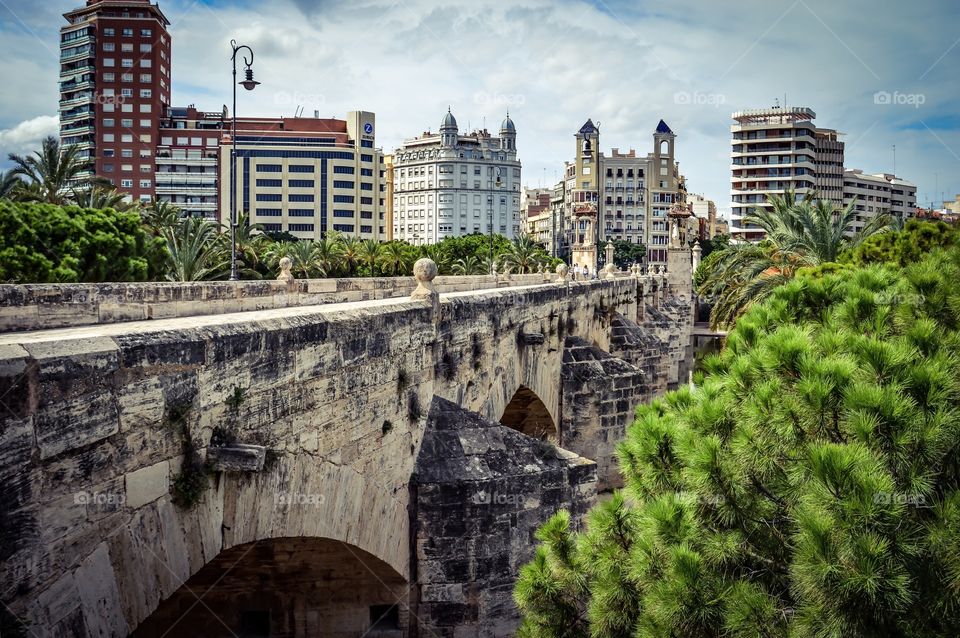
[411,258,440,317]
[555,263,569,283]
[276,256,295,287]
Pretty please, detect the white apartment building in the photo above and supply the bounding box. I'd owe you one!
[843,170,917,234]
[730,106,831,241]
[392,109,521,245]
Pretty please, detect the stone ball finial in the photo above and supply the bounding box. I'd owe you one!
[411,257,439,302]
[277,256,294,283]
[555,262,569,282]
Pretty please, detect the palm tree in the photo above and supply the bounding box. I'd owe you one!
[232,211,268,278]
[339,235,362,276]
[70,186,135,211]
[141,199,182,234]
[0,170,22,199]
[452,255,483,275]
[698,192,892,328]
[162,216,228,281]
[7,136,91,204]
[380,242,411,276]
[499,235,543,274]
[312,236,342,276]
[287,240,319,278]
[358,239,382,276]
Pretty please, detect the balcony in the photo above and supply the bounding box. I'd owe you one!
[60,64,94,78]
[155,184,218,195]
[155,155,218,166]
[59,93,95,109]
[60,46,94,63]
[60,109,95,125]
[60,79,95,94]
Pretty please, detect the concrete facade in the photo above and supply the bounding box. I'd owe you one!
[0,265,695,637]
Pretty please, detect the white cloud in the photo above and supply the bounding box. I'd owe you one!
[0,115,58,159]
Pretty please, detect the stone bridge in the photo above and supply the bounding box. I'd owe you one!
[1,253,697,638]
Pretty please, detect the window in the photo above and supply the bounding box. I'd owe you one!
[140,43,152,52]
[120,88,133,97]
[139,119,150,128]
[121,43,133,52]
[332,165,354,174]
[288,223,314,232]
[361,168,373,177]
[140,74,152,82]
[120,179,134,188]
[104,28,115,36]
[103,58,115,67]
[333,210,354,218]
[139,134,151,143]
[103,133,115,142]
[103,164,114,173]
[289,194,314,202]
[333,224,354,233]
[256,208,282,216]
[256,194,282,202]
[289,165,314,173]
[139,104,151,113]
[121,149,132,158]
[333,180,354,189]
[121,118,133,127]
[140,89,152,98]
[103,149,115,158]
[140,59,152,68]
[121,73,133,82]
[361,183,373,191]
[360,196,373,205]
[261,223,282,231]
[256,179,282,187]
[333,195,354,203]
[103,118,115,127]
[360,140,374,148]
[121,59,133,68]
[121,28,133,37]
[289,180,314,188]
[140,164,151,173]
[288,209,314,217]
[103,72,115,82]
[141,28,152,37]
[176,136,188,145]
[139,179,151,188]
[103,43,115,51]
[361,154,373,162]
[122,103,133,112]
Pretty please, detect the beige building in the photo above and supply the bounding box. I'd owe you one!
[563,119,685,270]
[944,195,960,214]
[843,170,917,233]
[689,193,726,239]
[220,110,385,241]
[521,187,552,248]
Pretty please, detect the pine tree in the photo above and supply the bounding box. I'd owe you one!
[516,244,960,638]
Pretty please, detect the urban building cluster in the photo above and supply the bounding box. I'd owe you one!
[59,1,923,261]
[730,106,917,241]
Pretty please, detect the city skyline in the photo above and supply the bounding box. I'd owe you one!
[1,0,959,218]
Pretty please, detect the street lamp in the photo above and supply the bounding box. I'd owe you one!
[490,166,502,274]
[229,39,260,281]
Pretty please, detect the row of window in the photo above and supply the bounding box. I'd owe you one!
[102,27,154,37]
[103,133,152,143]
[102,58,154,69]
[255,194,316,202]
[103,119,151,128]
[103,43,152,53]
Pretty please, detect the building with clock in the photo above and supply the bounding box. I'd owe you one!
[391,108,522,245]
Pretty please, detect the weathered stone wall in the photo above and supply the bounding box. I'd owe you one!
[0,275,675,637]
[0,274,554,332]
[413,397,597,637]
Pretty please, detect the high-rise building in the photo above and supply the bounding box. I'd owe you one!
[60,0,172,202]
[219,111,385,240]
[156,105,222,218]
[843,170,917,233]
[814,128,845,207]
[730,106,832,241]
[689,193,726,239]
[391,109,521,245]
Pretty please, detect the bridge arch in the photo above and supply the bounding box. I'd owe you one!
[500,385,558,442]
[132,536,409,638]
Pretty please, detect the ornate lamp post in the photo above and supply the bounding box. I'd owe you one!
[229,40,260,281]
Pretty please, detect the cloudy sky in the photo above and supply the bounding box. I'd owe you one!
[0,0,958,217]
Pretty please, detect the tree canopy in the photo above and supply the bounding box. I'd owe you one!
[516,243,960,638]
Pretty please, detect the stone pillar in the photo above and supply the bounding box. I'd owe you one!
[604,241,614,270]
[666,247,693,295]
[555,262,569,283]
[692,240,702,273]
[411,258,439,315]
